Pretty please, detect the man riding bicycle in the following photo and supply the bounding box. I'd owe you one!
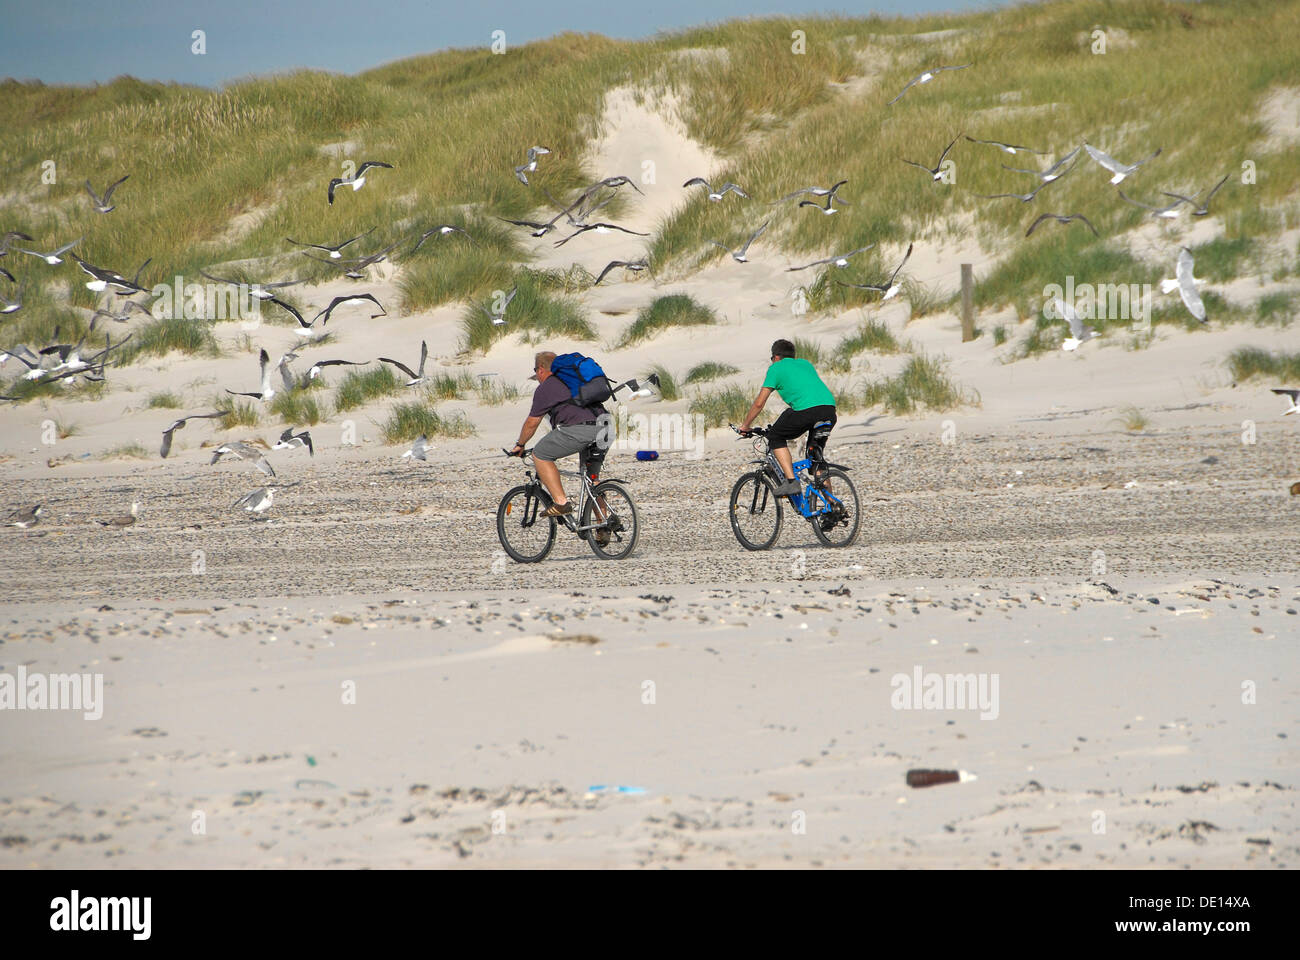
[738,338,837,496]
[509,350,609,533]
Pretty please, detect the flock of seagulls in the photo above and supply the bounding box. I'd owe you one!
[3,49,1292,530]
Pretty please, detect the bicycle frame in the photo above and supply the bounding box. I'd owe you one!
[514,452,619,535]
[747,432,849,520]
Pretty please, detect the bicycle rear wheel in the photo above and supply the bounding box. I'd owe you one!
[582,481,639,560]
[497,484,557,563]
[809,468,860,548]
[729,471,783,551]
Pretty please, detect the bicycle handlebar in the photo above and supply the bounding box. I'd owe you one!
[503,446,534,458]
[730,423,769,438]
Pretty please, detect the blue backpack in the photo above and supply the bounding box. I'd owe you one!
[549,353,612,408]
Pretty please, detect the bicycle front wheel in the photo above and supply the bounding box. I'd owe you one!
[497,484,557,563]
[582,481,639,560]
[809,468,860,548]
[729,471,783,551]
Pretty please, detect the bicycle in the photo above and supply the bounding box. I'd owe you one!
[496,444,640,562]
[727,422,860,550]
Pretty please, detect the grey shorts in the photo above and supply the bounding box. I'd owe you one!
[533,422,604,463]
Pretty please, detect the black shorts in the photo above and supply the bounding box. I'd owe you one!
[768,404,836,451]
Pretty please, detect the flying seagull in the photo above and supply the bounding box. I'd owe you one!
[514,146,551,185]
[0,266,12,283]
[590,176,644,195]
[1025,212,1098,238]
[302,241,399,279]
[411,224,478,253]
[199,271,306,301]
[774,180,850,205]
[1160,247,1206,323]
[273,427,314,455]
[683,178,749,202]
[835,242,914,300]
[616,373,661,399]
[709,221,769,263]
[1118,190,1190,220]
[543,186,617,227]
[84,175,129,213]
[234,486,276,517]
[401,434,429,461]
[902,134,961,182]
[307,358,366,380]
[310,293,386,329]
[0,231,34,258]
[212,441,276,476]
[593,259,649,285]
[787,244,876,272]
[70,254,147,294]
[0,283,22,315]
[226,349,276,401]
[973,182,1049,203]
[379,340,431,386]
[1161,174,1230,217]
[1003,146,1081,184]
[498,216,562,238]
[964,136,1044,156]
[14,237,82,265]
[5,504,43,528]
[286,228,375,258]
[798,192,845,216]
[160,411,225,458]
[888,64,971,105]
[328,161,393,204]
[1270,389,1299,416]
[275,351,299,393]
[96,501,140,527]
[91,299,152,330]
[554,222,650,248]
[483,287,518,326]
[1083,142,1161,185]
[1049,298,1097,351]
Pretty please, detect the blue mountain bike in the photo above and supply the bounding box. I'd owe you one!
[728,423,860,550]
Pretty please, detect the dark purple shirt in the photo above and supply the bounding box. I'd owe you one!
[529,375,605,426]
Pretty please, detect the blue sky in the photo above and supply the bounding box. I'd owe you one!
[0,0,1009,88]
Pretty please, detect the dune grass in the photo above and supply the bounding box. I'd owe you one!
[646,364,680,402]
[688,384,752,429]
[1226,347,1300,383]
[425,370,480,400]
[1255,291,1297,326]
[835,319,901,363]
[270,390,331,425]
[118,317,220,364]
[474,378,522,406]
[381,401,476,444]
[99,442,150,460]
[1112,405,1151,432]
[146,391,183,408]
[333,366,401,412]
[461,275,595,353]
[860,354,975,415]
[682,360,739,385]
[617,294,716,348]
[215,397,261,429]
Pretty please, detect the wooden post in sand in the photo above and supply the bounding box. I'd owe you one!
[960,264,975,342]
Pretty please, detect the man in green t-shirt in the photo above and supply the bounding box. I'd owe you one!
[739,338,837,496]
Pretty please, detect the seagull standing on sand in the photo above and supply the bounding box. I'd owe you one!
[159,411,225,458]
[888,64,971,104]
[14,238,82,265]
[1271,389,1300,416]
[835,242,914,300]
[710,221,769,263]
[84,175,129,213]
[787,244,876,273]
[328,161,393,204]
[1083,142,1161,184]
[226,349,277,402]
[683,178,750,202]
[902,135,961,182]
[1161,175,1230,217]
[212,441,276,476]
[234,487,275,517]
[97,501,140,527]
[1160,247,1207,323]
[5,504,43,528]
[1049,298,1096,351]
[274,427,314,455]
[380,340,431,385]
